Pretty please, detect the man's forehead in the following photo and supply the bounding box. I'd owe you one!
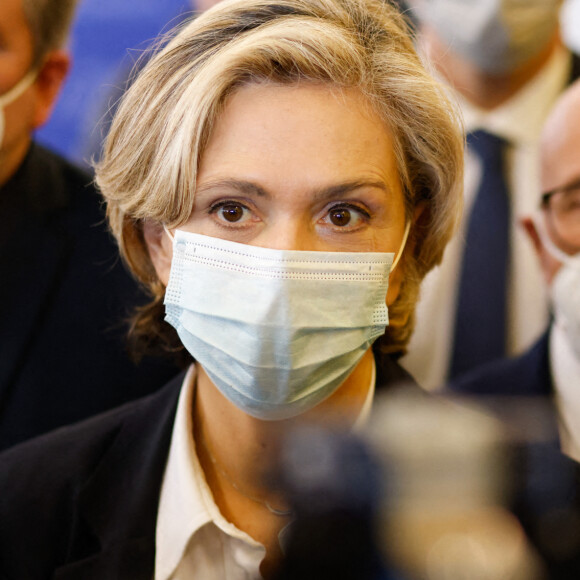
[541,84,580,192]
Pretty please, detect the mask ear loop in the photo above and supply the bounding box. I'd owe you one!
[0,70,37,107]
[164,225,175,242]
[0,70,37,146]
[533,212,580,267]
[391,220,411,273]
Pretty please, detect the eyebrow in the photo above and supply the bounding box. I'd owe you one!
[196,179,271,199]
[195,178,390,200]
[541,176,580,204]
[311,179,390,201]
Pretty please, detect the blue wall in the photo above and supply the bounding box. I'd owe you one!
[36,0,192,166]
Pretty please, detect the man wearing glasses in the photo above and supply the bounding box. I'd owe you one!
[450,79,580,463]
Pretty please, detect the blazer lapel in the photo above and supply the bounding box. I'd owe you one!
[53,374,183,580]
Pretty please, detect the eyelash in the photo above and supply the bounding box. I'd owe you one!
[207,199,372,229]
[327,203,371,218]
[208,199,249,213]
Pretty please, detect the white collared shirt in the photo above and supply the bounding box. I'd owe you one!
[155,365,265,580]
[402,46,572,390]
[155,361,376,579]
[551,322,580,463]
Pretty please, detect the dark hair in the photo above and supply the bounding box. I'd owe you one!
[22,0,79,64]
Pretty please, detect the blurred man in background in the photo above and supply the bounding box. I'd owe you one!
[0,0,177,450]
[450,79,580,463]
[402,0,580,389]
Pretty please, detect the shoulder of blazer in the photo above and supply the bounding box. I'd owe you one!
[0,370,185,580]
[448,330,552,397]
[1,142,95,214]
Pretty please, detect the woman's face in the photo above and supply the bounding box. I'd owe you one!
[150,83,408,305]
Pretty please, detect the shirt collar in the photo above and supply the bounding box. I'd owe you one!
[155,365,264,580]
[155,357,377,579]
[460,46,571,145]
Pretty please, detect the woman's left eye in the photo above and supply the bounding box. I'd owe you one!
[323,204,369,228]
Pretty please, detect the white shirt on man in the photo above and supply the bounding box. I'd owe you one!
[401,46,572,390]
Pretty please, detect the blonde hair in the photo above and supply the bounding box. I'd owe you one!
[22,0,79,65]
[96,0,463,362]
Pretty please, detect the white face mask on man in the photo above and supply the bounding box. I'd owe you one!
[0,70,36,147]
[551,257,580,360]
[413,0,561,75]
[536,218,580,360]
[163,227,409,421]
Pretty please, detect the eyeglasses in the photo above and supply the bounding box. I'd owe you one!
[541,177,580,252]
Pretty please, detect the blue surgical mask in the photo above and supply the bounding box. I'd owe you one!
[164,228,409,420]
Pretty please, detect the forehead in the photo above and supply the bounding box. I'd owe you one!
[198,82,400,194]
[541,92,580,192]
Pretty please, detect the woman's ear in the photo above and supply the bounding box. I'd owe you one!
[143,221,173,286]
[521,216,562,285]
[31,50,70,130]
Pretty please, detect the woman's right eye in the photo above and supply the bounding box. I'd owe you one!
[220,203,245,222]
[209,201,252,224]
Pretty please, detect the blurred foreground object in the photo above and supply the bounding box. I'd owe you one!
[274,425,397,579]
[275,390,580,579]
[562,0,580,54]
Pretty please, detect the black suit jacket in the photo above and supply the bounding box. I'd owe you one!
[0,356,415,580]
[448,330,553,397]
[0,144,178,450]
[448,330,560,455]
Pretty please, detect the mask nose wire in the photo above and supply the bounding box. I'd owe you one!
[164,220,411,270]
[532,211,580,266]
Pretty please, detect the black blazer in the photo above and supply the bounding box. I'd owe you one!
[0,144,178,450]
[448,330,553,397]
[0,356,415,580]
[448,330,561,450]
